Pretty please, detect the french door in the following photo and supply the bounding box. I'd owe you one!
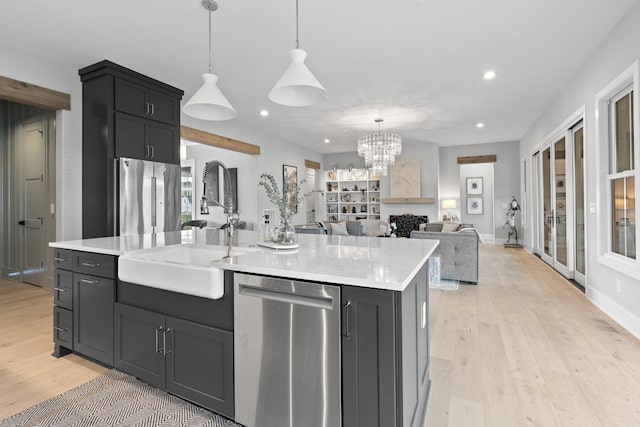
[536,120,585,284]
[541,137,571,278]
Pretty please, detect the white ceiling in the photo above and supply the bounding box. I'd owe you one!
[1,0,637,154]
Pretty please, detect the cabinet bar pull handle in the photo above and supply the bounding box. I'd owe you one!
[344,301,352,340]
[150,145,155,159]
[145,102,150,115]
[54,257,66,262]
[80,262,100,268]
[54,326,69,332]
[54,287,68,292]
[156,326,164,353]
[150,103,154,116]
[163,328,172,356]
[80,279,99,284]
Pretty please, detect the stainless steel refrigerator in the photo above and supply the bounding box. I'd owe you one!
[118,157,181,235]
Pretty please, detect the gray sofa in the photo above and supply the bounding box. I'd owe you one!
[295,221,364,236]
[410,226,480,284]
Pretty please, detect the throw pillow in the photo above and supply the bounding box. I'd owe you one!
[330,221,349,236]
[425,223,443,232]
[442,223,460,232]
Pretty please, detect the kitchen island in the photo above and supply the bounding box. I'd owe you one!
[50,229,438,427]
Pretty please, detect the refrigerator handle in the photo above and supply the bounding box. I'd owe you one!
[151,176,157,227]
[114,158,119,236]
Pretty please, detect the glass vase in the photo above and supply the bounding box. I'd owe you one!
[273,218,297,245]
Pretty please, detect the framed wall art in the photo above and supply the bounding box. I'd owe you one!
[466,177,483,195]
[467,197,483,215]
[283,164,298,213]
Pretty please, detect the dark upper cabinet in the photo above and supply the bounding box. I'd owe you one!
[115,112,177,163]
[115,77,180,125]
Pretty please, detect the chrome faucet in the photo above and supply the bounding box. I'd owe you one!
[202,160,239,255]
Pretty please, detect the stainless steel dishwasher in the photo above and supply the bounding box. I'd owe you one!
[234,273,341,427]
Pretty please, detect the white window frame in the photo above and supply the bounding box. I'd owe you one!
[595,61,640,277]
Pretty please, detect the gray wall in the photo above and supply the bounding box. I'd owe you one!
[519,2,640,337]
[439,141,521,242]
[323,143,441,223]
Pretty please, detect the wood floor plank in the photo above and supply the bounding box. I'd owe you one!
[425,244,640,427]
[0,280,107,420]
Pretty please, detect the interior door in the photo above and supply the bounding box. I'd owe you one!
[21,119,47,286]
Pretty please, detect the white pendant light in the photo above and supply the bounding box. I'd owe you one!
[183,0,237,121]
[269,0,327,107]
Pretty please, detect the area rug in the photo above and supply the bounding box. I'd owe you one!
[430,279,460,291]
[0,370,239,427]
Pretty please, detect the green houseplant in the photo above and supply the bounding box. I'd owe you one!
[259,173,311,245]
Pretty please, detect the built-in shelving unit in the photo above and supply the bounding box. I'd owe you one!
[322,169,381,221]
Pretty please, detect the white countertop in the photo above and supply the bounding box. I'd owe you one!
[50,230,439,291]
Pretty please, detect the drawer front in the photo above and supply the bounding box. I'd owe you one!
[53,269,73,310]
[74,251,116,279]
[53,248,73,270]
[53,306,73,349]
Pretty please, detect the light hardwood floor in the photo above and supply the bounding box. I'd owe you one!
[426,244,640,427]
[1,245,639,425]
[0,279,107,420]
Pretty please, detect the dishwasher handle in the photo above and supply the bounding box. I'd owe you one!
[344,301,352,340]
[238,284,334,310]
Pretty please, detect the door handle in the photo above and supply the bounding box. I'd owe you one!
[163,328,173,356]
[18,220,25,226]
[155,326,164,353]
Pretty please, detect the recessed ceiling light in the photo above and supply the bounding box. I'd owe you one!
[324,139,330,143]
[483,70,496,80]
[260,110,269,117]
[476,122,485,128]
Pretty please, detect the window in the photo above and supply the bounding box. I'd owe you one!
[608,87,636,259]
[596,61,639,274]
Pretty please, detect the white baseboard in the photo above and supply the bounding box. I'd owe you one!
[587,286,640,340]
[481,234,495,243]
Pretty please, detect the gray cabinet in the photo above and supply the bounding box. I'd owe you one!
[52,249,116,366]
[114,112,178,163]
[52,248,74,357]
[115,76,179,125]
[114,302,234,417]
[342,286,397,427]
[342,263,430,427]
[79,60,184,238]
[114,303,166,388]
[166,316,234,417]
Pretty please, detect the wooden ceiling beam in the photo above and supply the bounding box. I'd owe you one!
[457,154,497,164]
[305,159,321,170]
[180,125,261,155]
[0,75,70,111]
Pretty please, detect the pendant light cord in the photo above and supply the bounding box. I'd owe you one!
[208,9,213,73]
[295,0,300,49]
